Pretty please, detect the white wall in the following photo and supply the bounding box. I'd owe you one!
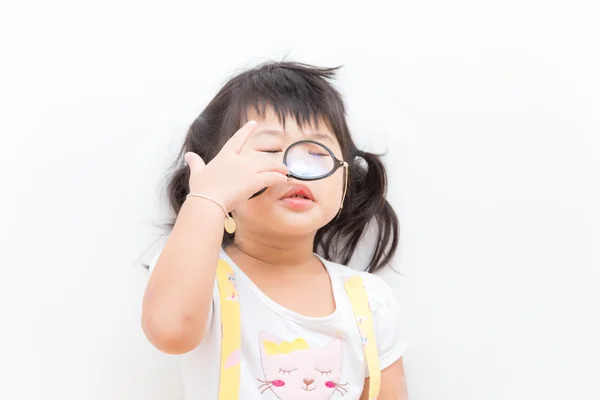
[2,1,598,399]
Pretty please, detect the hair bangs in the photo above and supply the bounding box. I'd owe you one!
[232,62,344,133]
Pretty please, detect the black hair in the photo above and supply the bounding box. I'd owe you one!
[166,61,399,272]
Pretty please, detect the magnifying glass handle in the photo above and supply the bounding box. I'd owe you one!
[248,187,268,199]
[248,172,300,199]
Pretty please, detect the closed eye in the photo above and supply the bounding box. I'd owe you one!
[261,150,281,154]
[279,368,297,375]
[315,368,332,375]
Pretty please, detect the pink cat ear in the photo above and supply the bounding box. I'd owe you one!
[224,349,241,369]
[258,330,281,344]
[321,337,343,354]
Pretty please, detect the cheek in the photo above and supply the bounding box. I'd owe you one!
[233,197,272,220]
[313,171,345,205]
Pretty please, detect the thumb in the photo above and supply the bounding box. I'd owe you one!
[184,152,206,172]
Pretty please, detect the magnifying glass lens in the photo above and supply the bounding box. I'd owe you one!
[285,142,334,179]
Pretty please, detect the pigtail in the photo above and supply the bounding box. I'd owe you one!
[315,150,399,273]
[357,151,399,271]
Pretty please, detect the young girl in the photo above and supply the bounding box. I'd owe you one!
[143,62,408,399]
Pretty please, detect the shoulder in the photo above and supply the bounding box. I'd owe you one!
[321,258,397,312]
[323,257,408,368]
[361,270,407,366]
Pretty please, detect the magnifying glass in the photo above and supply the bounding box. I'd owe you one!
[249,139,348,199]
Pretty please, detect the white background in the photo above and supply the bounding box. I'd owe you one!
[2,1,599,399]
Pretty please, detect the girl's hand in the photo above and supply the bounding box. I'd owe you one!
[184,120,288,211]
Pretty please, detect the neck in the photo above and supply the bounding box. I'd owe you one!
[226,230,317,270]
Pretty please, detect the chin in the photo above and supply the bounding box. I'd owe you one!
[238,201,338,236]
[273,208,337,235]
[266,214,316,234]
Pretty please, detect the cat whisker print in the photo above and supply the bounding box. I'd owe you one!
[257,378,285,394]
[331,381,349,395]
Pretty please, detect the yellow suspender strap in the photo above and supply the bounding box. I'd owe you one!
[216,260,241,400]
[344,276,381,400]
[216,259,380,400]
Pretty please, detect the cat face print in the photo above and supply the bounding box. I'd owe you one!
[257,331,347,399]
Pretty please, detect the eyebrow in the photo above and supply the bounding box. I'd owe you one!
[252,129,335,142]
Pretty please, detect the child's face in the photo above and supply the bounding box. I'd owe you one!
[232,108,346,240]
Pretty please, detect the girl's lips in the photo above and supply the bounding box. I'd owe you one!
[280,184,315,201]
[280,196,315,210]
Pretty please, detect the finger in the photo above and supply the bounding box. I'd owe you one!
[244,153,288,174]
[221,120,258,154]
[184,152,206,172]
[251,159,289,176]
[254,171,289,190]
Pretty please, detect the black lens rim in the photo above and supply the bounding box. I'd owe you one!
[283,139,345,181]
[248,139,346,199]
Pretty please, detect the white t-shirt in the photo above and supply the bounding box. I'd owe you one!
[148,250,407,399]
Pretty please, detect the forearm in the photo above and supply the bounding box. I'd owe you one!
[142,198,225,354]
